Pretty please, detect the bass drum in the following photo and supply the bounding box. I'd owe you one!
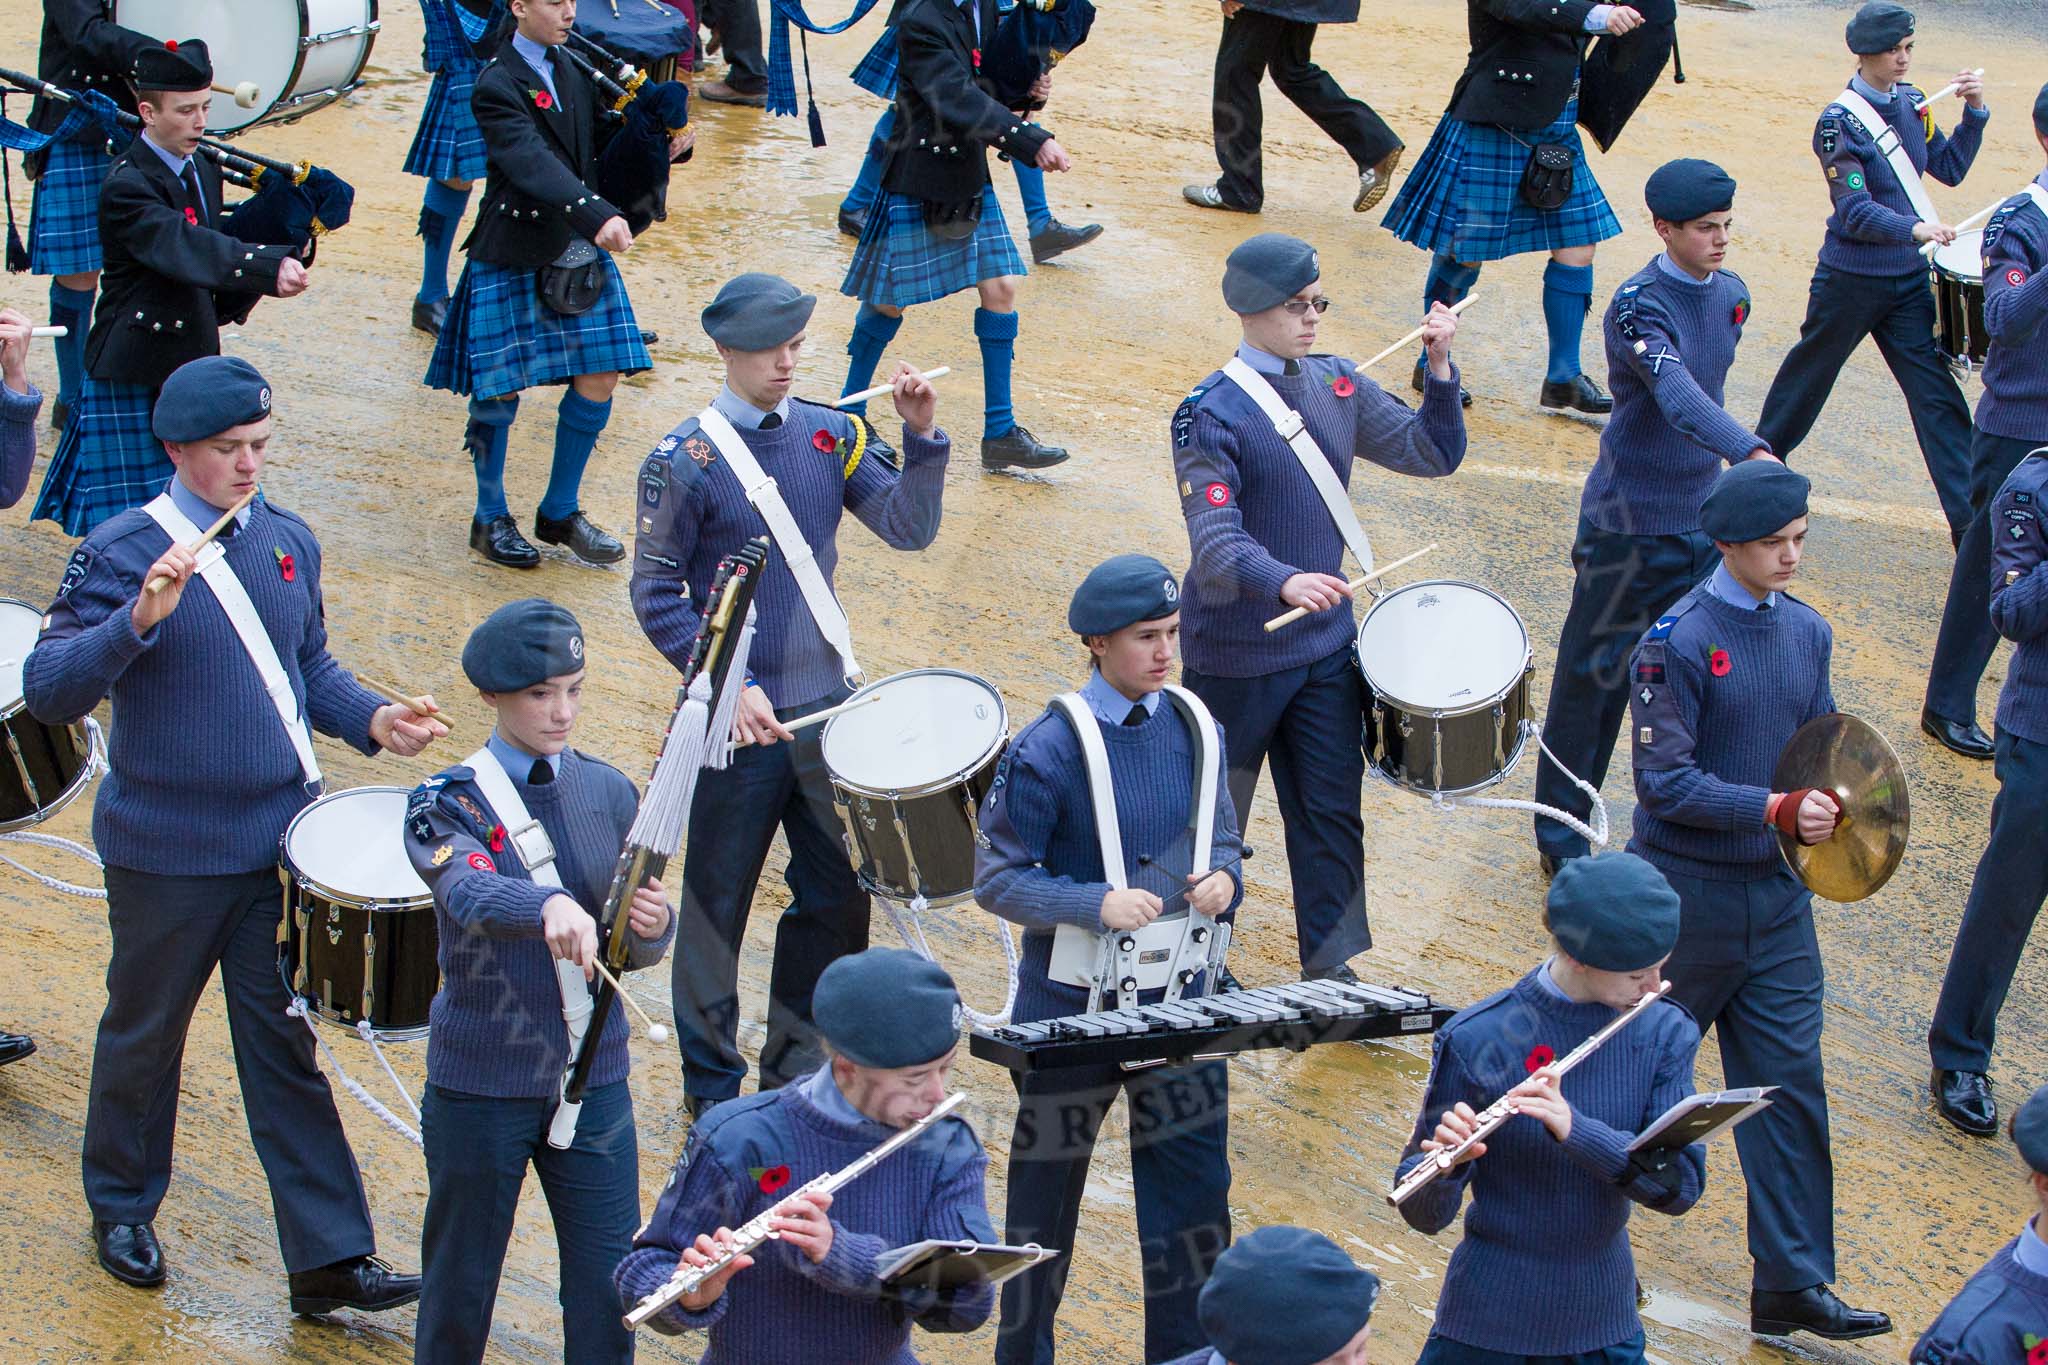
[114,0,380,134]
[0,598,98,832]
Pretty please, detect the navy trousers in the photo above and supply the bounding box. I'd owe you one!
[1184,644,1373,972]
[84,866,375,1272]
[1925,431,2044,723]
[1533,517,1719,859]
[1210,9,1401,211]
[674,686,870,1100]
[416,1080,640,1364]
[1929,731,2048,1073]
[1755,264,1975,543]
[998,1058,1231,1365]
[1415,1331,1647,1365]
[1661,865,1833,1291]
[699,0,767,92]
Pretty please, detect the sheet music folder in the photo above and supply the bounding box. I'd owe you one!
[1628,1086,1777,1154]
[875,1240,1060,1292]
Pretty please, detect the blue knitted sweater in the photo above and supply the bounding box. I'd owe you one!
[631,399,948,710]
[1990,453,2048,745]
[617,1074,996,1363]
[1977,185,2048,442]
[24,495,386,874]
[1395,969,1705,1355]
[1813,82,1988,278]
[404,749,675,1098]
[0,379,40,510]
[973,697,1244,1023]
[1625,587,1835,881]
[1171,354,1465,677]
[1909,1228,2048,1364]
[1581,258,1763,536]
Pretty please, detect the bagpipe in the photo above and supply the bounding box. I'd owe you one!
[982,0,1096,113]
[550,536,770,1149]
[575,0,695,76]
[1577,0,1684,153]
[551,30,692,225]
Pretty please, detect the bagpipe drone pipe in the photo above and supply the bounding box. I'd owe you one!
[552,38,692,228]
[1577,0,1684,153]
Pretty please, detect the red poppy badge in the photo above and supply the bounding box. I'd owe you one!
[812,429,837,454]
[274,547,295,582]
[1329,374,1355,398]
[489,824,506,854]
[2025,1333,2048,1365]
[1525,1044,1555,1074]
[1732,298,1749,327]
[1708,645,1732,678]
[183,206,199,227]
[530,88,553,111]
[749,1164,792,1194]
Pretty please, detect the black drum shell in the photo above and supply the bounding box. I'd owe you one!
[0,707,93,832]
[834,739,1007,907]
[280,881,440,1036]
[1363,670,1534,796]
[1932,262,1987,371]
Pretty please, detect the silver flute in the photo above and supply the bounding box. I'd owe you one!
[1387,980,1672,1207]
[624,1091,968,1330]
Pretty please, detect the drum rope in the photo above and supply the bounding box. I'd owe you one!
[0,718,111,898]
[359,1020,423,1125]
[1431,728,1610,848]
[286,997,423,1148]
[881,894,1019,1029]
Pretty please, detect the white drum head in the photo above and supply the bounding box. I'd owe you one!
[1357,581,1530,713]
[1931,230,1985,282]
[822,670,1006,793]
[114,0,373,133]
[0,599,44,712]
[285,786,431,903]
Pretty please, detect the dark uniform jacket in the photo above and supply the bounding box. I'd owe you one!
[1446,0,1599,132]
[85,139,295,390]
[30,0,154,143]
[463,41,631,270]
[882,0,1051,210]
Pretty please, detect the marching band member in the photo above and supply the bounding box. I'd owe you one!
[974,554,1245,1364]
[405,0,510,337]
[616,948,996,1359]
[404,597,675,1364]
[32,39,311,536]
[838,0,1076,473]
[426,0,687,569]
[1395,853,1704,1365]
[1625,461,1890,1341]
[1911,1084,2048,1363]
[1754,3,1989,570]
[1532,160,1769,875]
[1172,233,1462,980]
[2,309,45,509]
[1923,82,2048,772]
[1928,439,2048,1138]
[632,273,946,1116]
[1161,1225,1381,1365]
[1382,0,1647,410]
[22,357,445,1304]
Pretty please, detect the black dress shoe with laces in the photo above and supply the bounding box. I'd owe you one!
[1921,707,1994,760]
[1539,373,1613,414]
[533,509,625,565]
[288,1255,422,1316]
[981,425,1069,471]
[0,1029,33,1067]
[1750,1284,1892,1340]
[469,514,541,569]
[411,296,447,337]
[1029,219,1104,265]
[1412,357,1472,408]
[1932,1067,1998,1136]
[94,1220,166,1288]
[838,206,869,239]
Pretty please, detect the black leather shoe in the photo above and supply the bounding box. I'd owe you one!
[410,296,447,337]
[640,329,660,347]
[1412,357,1472,408]
[288,1255,422,1316]
[1539,852,1575,880]
[1932,1067,1998,1137]
[838,205,868,239]
[469,515,541,569]
[1540,373,1613,414]
[94,1221,166,1288]
[1029,219,1103,265]
[0,1030,33,1067]
[1921,707,1994,760]
[1750,1285,1892,1340]
[533,509,626,565]
[1303,961,1363,986]
[981,425,1070,471]
[684,1094,723,1123]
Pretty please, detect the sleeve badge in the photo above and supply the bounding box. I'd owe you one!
[2008,268,2029,288]
[1204,482,1231,507]
[467,851,495,872]
[431,844,453,866]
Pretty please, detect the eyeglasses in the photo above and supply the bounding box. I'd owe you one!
[1281,297,1333,316]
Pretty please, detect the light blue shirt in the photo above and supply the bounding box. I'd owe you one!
[2036,169,2048,193]
[1849,73,1897,106]
[1537,955,1573,1000]
[711,382,791,431]
[487,729,561,782]
[139,131,204,222]
[1234,340,1296,377]
[953,0,982,45]
[166,474,251,532]
[2017,1217,2048,1277]
[1706,561,1776,611]
[803,1063,870,1126]
[1080,669,1158,726]
[1585,4,1615,31]
[511,32,560,104]
[1656,252,1715,287]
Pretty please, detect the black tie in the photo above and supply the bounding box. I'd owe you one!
[759,411,783,430]
[179,160,205,224]
[1283,359,1301,377]
[1123,704,1147,727]
[528,758,554,785]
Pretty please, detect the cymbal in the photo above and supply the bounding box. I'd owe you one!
[1770,712,1911,903]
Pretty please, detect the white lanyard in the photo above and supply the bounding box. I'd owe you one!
[1221,357,1375,577]
[1833,87,1939,224]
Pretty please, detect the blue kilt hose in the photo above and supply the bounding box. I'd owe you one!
[27,135,116,277]
[424,255,650,398]
[403,67,489,183]
[31,377,164,536]
[1382,97,1621,263]
[840,187,1026,310]
[850,25,899,100]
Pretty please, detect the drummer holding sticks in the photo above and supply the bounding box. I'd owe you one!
[1170,232,1463,983]
[631,272,946,1119]
[21,357,445,1306]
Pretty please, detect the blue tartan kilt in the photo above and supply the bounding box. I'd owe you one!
[840,187,1025,309]
[32,377,166,536]
[850,27,899,100]
[1381,99,1621,262]
[403,66,489,182]
[27,135,115,276]
[425,254,650,397]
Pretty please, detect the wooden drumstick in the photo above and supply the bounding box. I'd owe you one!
[143,488,257,594]
[1920,199,2003,257]
[833,366,951,409]
[1356,296,1480,373]
[732,690,883,748]
[361,678,453,730]
[1263,542,1439,633]
[589,957,671,1043]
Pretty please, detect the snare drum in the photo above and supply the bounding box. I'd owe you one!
[1356,580,1533,798]
[114,0,381,134]
[821,669,1009,906]
[279,786,439,1038]
[0,598,97,832]
[1930,229,1988,374]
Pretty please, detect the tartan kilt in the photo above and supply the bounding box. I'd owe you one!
[1381,99,1621,263]
[425,254,650,397]
[27,135,115,276]
[840,187,1025,309]
[31,377,165,536]
[850,27,899,100]
[403,66,489,182]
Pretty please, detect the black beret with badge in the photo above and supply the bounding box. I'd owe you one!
[1545,852,1681,972]
[462,598,588,693]
[813,948,963,1069]
[1221,233,1320,315]
[700,272,818,352]
[152,355,272,443]
[1068,554,1181,637]
[1644,158,1737,225]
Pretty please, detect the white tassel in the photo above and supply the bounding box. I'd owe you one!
[703,610,757,772]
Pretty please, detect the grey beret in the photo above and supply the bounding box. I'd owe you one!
[1198,1226,1380,1364]
[461,598,587,692]
[1068,555,1181,637]
[1546,853,1681,972]
[153,355,271,443]
[700,272,817,351]
[814,948,963,1069]
[2033,80,2048,137]
[1700,460,1812,543]
[1845,2,1913,54]
[2013,1085,2048,1174]
[1645,158,1737,224]
[1222,233,1320,315]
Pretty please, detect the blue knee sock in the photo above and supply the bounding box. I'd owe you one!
[842,107,894,218]
[1541,260,1596,384]
[539,389,611,520]
[974,307,1019,440]
[1012,160,1052,235]
[48,280,93,410]
[418,180,471,305]
[465,395,518,522]
[1418,253,1480,367]
[841,305,902,416]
